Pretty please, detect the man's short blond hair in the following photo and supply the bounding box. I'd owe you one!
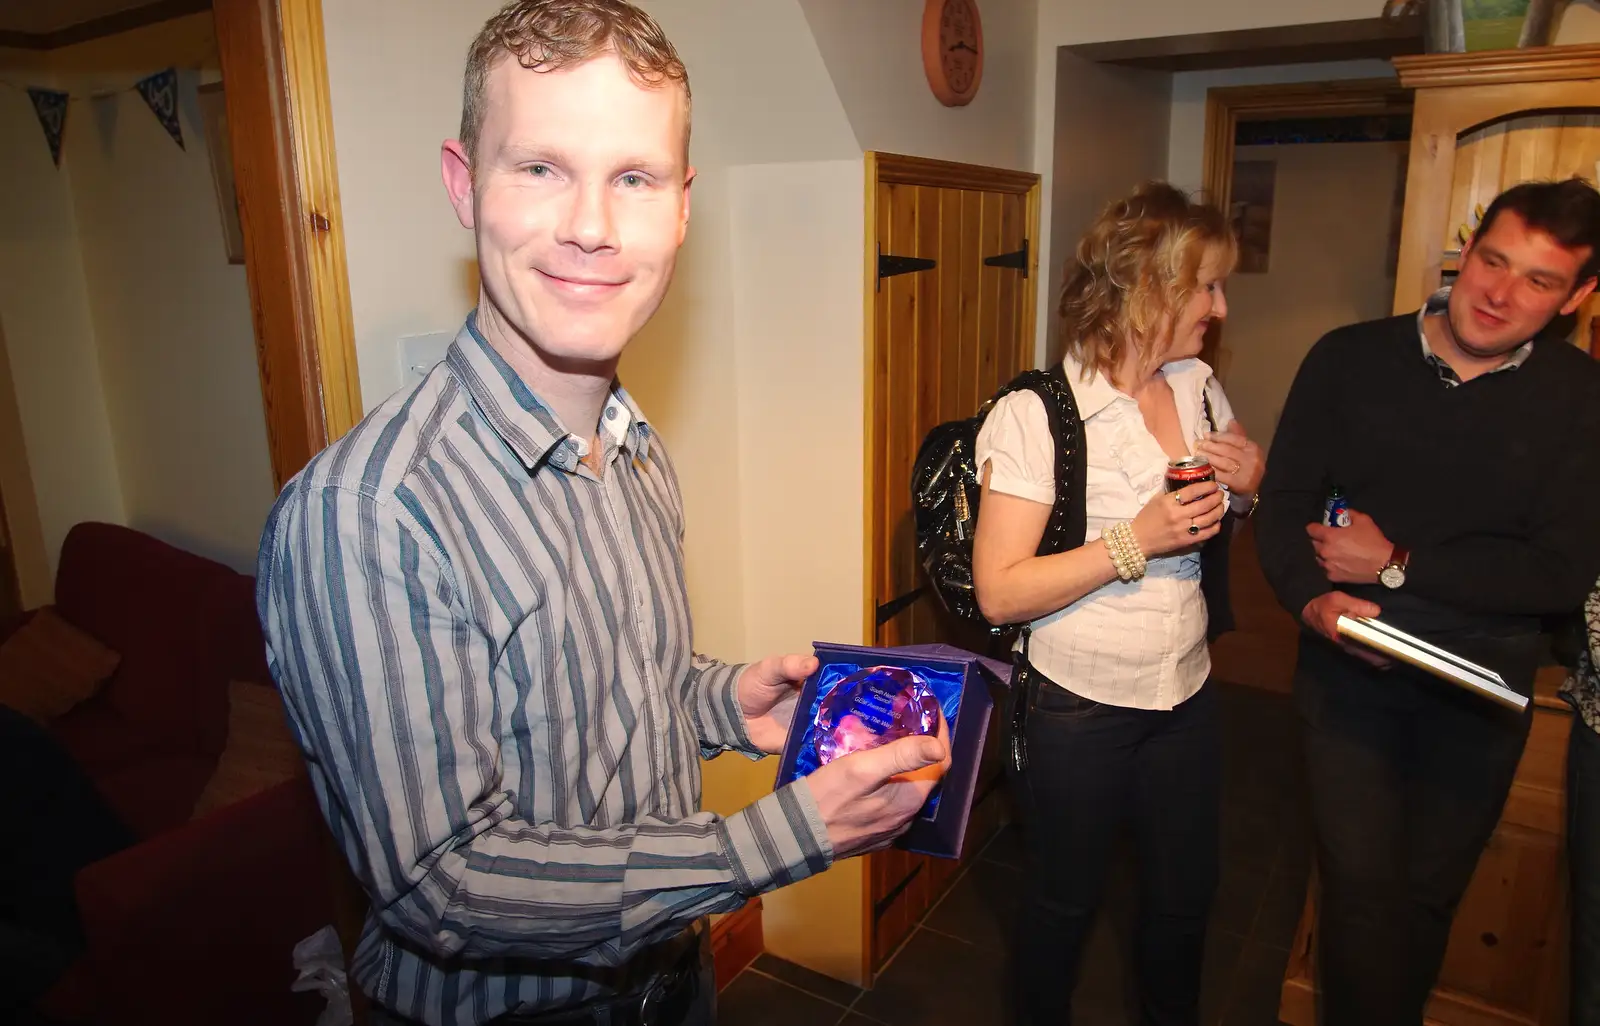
[460,0,692,164]
[1057,181,1238,379]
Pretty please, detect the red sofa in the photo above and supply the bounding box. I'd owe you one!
[16,523,334,1026]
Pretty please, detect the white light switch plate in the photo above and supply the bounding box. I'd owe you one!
[398,331,455,389]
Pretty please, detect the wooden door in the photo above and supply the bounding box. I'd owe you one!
[865,153,1039,970]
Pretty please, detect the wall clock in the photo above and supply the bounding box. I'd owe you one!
[921,0,984,107]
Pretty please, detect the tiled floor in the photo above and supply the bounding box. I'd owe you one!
[718,681,1312,1026]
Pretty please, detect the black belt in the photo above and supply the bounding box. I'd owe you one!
[491,925,705,1026]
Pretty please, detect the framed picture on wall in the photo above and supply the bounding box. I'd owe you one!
[1229,159,1277,274]
[197,81,245,265]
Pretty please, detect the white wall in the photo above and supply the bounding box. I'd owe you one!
[0,51,127,587]
[1047,52,1172,360]
[729,159,864,671]
[1219,141,1407,449]
[798,0,1037,171]
[54,17,274,573]
[0,15,273,584]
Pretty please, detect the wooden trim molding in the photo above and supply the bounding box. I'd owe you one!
[214,0,360,490]
[1201,79,1412,212]
[860,150,882,648]
[712,899,764,993]
[0,0,211,50]
[281,0,362,445]
[1395,44,1600,89]
[873,152,1038,194]
[1066,15,1423,73]
[214,0,323,491]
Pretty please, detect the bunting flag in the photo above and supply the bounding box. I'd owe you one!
[133,67,183,150]
[25,87,68,167]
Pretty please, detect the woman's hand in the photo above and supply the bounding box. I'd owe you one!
[1196,419,1264,498]
[1130,479,1226,558]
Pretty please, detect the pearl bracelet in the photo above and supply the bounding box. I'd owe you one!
[1105,521,1147,582]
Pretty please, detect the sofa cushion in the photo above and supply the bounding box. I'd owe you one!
[48,525,238,818]
[0,606,120,725]
[192,681,305,819]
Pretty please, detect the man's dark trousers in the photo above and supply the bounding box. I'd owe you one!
[1294,634,1537,1026]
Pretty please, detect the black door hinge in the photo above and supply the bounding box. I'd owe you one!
[984,238,1029,277]
[877,243,937,291]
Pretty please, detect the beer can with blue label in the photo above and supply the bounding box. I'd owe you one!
[1323,487,1351,528]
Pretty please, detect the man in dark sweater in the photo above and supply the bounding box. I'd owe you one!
[1257,178,1600,1026]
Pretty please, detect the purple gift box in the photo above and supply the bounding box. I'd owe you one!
[773,641,1011,860]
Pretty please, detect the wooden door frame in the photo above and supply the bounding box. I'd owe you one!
[1198,78,1413,376]
[861,151,1041,646]
[1200,78,1414,214]
[213,0,360,492]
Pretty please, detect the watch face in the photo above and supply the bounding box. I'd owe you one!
[1380,565,1406,589]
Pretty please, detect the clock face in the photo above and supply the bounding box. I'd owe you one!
[922,0,984,107]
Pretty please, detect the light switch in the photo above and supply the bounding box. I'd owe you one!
[398,331,456,389]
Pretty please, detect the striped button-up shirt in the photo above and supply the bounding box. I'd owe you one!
[257,315,831,1026]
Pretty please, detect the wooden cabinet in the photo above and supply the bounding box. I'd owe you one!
[1280,45,1600,1023]
[1390,45,1600,346]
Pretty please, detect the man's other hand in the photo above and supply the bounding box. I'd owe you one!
[1301,591,1390,668]
[737,653,817,755]
[1307,509,1393,584]
[804,730,952,860]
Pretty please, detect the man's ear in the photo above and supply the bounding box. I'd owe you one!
[1561,276,1598,316]
[680,166,695,243]
[442,139,476,230]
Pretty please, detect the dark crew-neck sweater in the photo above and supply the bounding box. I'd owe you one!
[1257,312,1600,678]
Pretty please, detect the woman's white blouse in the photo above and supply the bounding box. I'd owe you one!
[974,355,1235,711]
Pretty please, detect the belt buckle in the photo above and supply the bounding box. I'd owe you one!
[636,969,678,1026]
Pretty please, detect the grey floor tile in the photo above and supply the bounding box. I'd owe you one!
[718,968,854,1026]
[851,928,1011,1026]
[752,953,863,1009]
[924,858,1022,950]
[979,822,1027,870]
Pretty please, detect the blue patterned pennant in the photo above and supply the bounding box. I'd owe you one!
[134,67,183,149]
[25,88,69,167]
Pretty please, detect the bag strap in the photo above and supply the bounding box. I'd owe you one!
[1019,364,1087,559]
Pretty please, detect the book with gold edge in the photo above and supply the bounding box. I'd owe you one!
[1335,615,1529,712]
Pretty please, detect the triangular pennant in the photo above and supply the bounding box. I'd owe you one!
[134,67,183,150]
[25,88,69,167]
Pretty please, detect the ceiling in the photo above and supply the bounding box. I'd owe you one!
[0,0,161,36]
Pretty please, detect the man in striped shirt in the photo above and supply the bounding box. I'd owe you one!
[256,3,949,1024]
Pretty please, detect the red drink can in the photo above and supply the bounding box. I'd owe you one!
[1165,456,1215,493]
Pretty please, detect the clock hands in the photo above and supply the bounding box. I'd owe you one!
[947,40,977,54]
